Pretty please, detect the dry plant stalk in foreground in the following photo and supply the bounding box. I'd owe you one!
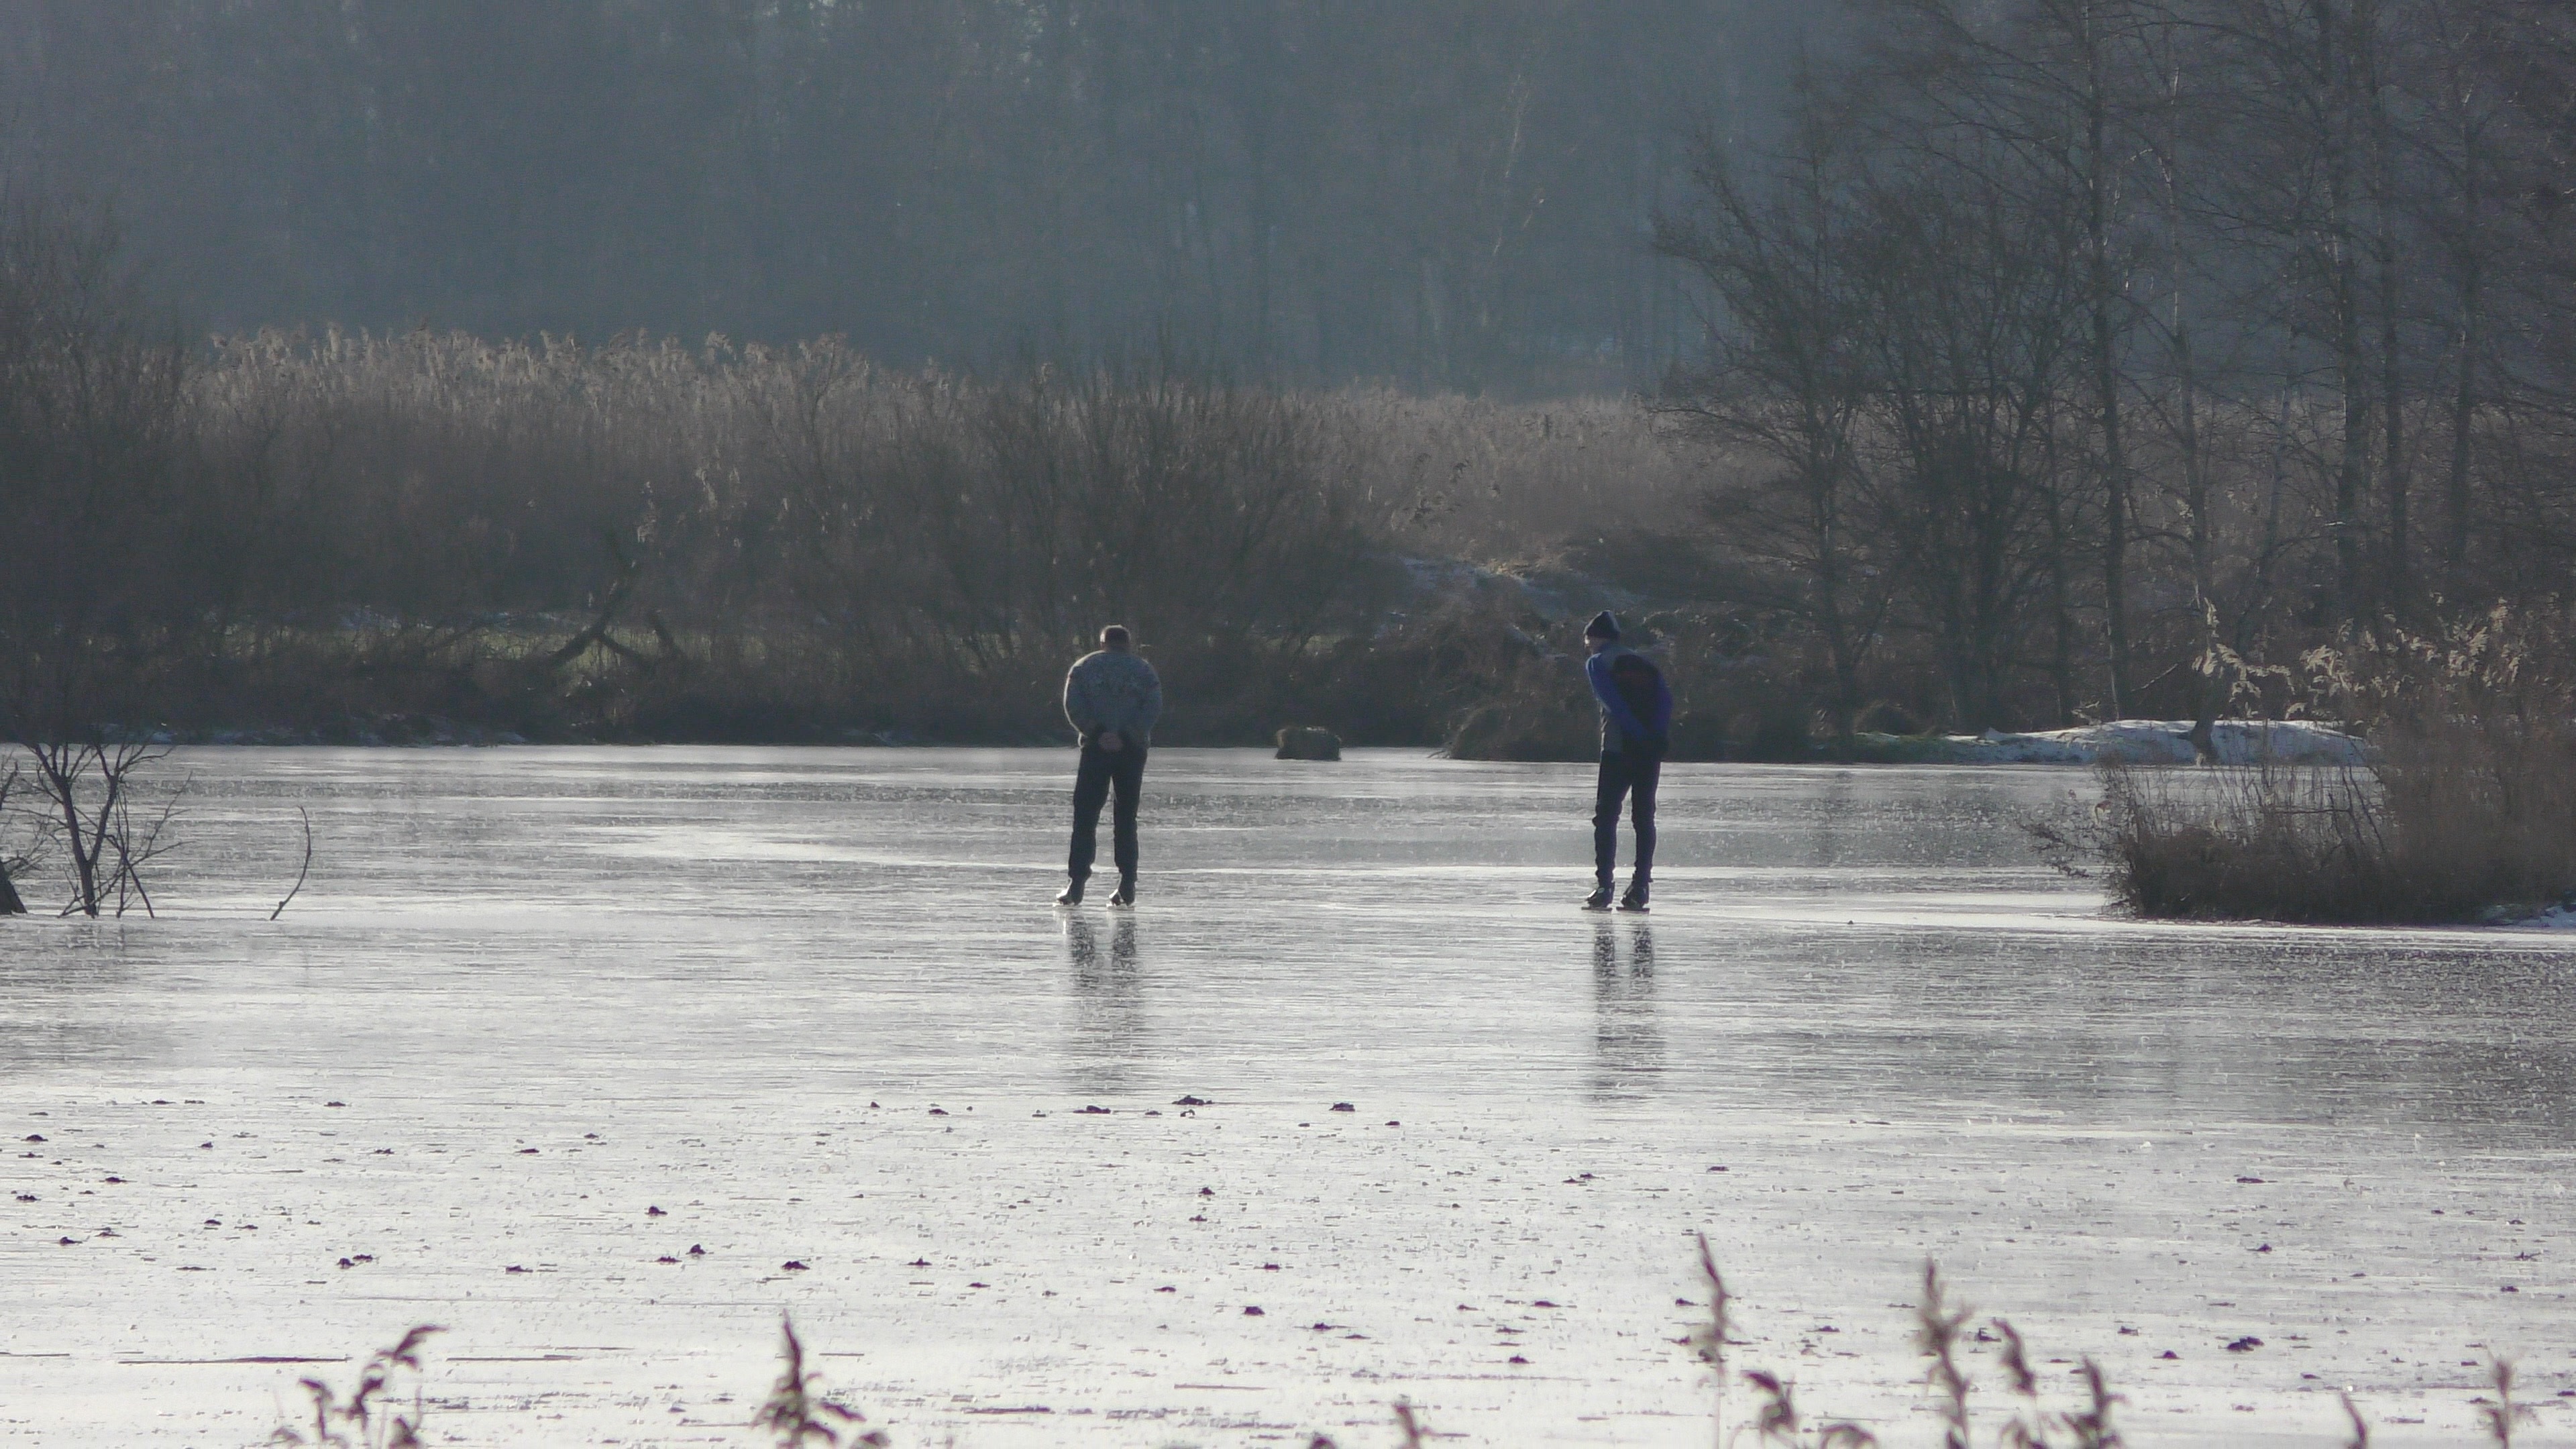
[278,1243,2534,1448]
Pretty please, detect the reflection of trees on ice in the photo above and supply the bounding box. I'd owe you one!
[1591,920,1661,1102]
[1063,913,1143,1094]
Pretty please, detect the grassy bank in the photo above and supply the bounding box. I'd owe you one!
[2074,610,2576,925]
[99,589,1837,757]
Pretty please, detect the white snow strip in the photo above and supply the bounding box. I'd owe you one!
[1863,718,2367,766]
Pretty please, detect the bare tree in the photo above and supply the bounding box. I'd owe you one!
[1656,101,1888,736]
[23,739,180,918]
[1848,156,2085,730]
[2198,0,2401,626]
[2418,3,2504,598]
[1864,0,2168,714]
[0,757,35,916]
[0,199,196,913]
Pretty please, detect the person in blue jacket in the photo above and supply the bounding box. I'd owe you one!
[1580,610,1672,912]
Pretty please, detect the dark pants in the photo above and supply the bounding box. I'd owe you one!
[1068,741,1148,883]
[1593,749,1660,888]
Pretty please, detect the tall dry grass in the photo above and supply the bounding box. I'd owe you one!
[162,330,1756,746]
[176,333,1744,747]
[2095,606,2576,924]
[1328,390,1707,563]
[178,332,1411,741]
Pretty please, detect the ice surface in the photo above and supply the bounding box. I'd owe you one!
[1,747,2571,1447]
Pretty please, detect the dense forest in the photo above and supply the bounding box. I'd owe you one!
[0,0,2571,762]
[0,0,1819,393]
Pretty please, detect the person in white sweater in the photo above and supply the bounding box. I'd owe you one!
[1057,625,1163,906]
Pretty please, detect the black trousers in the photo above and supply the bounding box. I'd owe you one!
[1068,741,1148,882]
[1593,749,1660,887]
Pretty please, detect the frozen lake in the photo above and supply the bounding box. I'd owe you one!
[3,747,2573,1447]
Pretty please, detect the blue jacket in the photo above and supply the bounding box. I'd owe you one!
[1585,645,1672,754]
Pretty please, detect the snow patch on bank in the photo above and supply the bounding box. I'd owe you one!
[1854,718,2367,766]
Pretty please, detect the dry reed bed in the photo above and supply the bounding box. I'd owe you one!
[2074,608,2576,925]
[166,331,1709,745]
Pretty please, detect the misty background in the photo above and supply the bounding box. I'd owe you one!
[0,1,1826,392]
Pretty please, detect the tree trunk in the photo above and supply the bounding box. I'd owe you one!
[2320,0,2372,625]
[2084,4,2132,718]
[2445,108,2486,595]
[2046,475,2079,726]
[2368,3,2410,619]
[1811,474,1868,738]
[2255,387,2292,644]
[2332,237,2371,625]
[2177,319,2223,762]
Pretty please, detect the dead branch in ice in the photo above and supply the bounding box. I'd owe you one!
[270,806,313,920]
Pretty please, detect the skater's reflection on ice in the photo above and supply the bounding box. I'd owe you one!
[1062,912,1144,1093]
[1590,918,1662,1102]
